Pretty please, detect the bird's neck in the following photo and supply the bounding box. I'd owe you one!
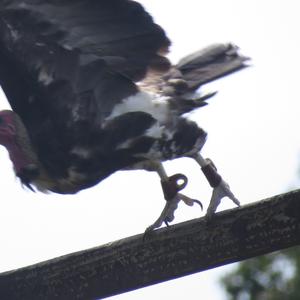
[6,112,39,175]
[6,139,35,174]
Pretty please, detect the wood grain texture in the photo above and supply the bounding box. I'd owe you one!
[1,189,300,300]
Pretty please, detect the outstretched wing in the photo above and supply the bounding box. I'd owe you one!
[0,0,170,132]
[0,0,170,176]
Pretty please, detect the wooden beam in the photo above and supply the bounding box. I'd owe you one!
[1,189,300,300]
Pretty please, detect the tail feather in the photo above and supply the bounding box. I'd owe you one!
[162,43,250,96]
[177,43,250,90]
[168,91,217,115]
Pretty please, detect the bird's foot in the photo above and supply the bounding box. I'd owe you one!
[144,194,180,234]
[194,154,240,217]
[144,174,202,235]
[206,179,240,217]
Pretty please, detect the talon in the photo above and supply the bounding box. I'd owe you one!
[193,199,203,210]
[178,193,203,210]
[147,163,205,233]
[145,192,203,233]
[144,193,180,233]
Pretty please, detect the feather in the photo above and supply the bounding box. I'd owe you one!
[0,0,248,195]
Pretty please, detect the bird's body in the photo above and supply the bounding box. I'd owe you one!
[0,0,248,230]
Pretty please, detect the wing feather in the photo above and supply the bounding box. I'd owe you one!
[0,0,170,177]
[0,0,170,117]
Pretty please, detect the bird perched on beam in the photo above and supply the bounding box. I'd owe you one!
[0,0,248,231]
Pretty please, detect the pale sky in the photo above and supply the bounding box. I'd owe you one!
[0,1,299,299]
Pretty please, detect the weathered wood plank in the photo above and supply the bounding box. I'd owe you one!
[1,189,300,300]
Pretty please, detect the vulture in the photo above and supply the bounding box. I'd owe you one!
[0,0,248,232]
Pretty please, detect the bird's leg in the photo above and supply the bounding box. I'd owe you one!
[145,162,202,234]
[194,153,240,216]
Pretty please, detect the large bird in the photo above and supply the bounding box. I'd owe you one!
[0,0,248,231]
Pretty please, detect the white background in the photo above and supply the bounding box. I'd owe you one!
[0,1,300,299]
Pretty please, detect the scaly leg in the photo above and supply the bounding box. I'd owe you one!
[194,153,240,216]
[145,162,202,233]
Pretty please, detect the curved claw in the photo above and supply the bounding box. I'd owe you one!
[178,193,203,210]
[193,199,204,210]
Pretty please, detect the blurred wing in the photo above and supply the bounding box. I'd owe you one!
[0,0,171,129]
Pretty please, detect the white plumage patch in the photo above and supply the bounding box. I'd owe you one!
[107,91,171,151]
[145,123,164,138]
[107,91,170,123]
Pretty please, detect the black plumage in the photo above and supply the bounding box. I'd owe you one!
[0,0,248,229]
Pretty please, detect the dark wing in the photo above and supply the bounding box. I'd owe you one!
[0,0,170,175]
[0,0,170,126]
